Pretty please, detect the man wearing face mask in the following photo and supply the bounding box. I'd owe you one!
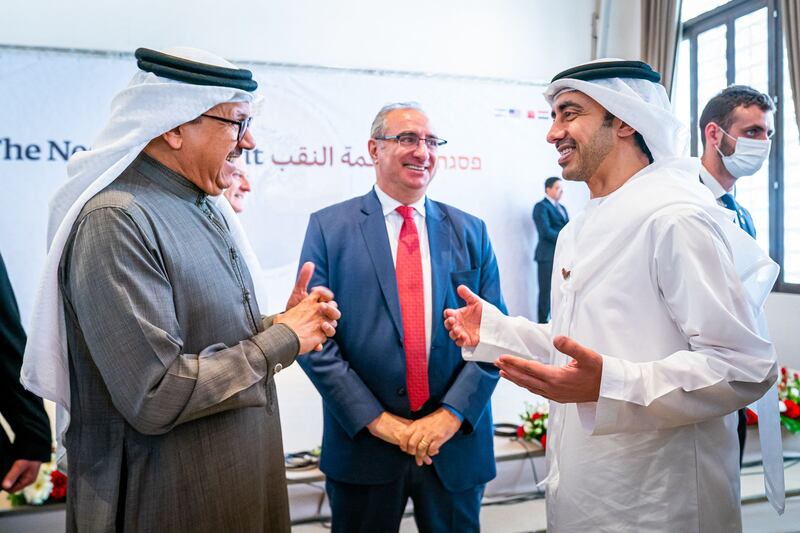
[699,84,775,463]
[700,85,774,238]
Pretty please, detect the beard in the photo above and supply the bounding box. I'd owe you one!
[718,132,736,157]
[563,124,615,183]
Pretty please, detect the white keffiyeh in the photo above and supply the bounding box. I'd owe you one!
[21,47,267,466]
[542,60,784,513]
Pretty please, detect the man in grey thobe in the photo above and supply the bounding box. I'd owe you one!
[22,47,339,532]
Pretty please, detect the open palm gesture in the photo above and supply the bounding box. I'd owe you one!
[443,285,484,347]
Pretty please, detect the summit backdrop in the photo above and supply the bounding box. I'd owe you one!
[0,47,588,451]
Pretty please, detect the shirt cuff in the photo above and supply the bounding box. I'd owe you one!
[577,354,626,435]
[252,322,300,372]
[442,403,464,422]
[599,354,628,401]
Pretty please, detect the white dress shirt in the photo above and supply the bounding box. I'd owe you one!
[700,163,751,237]
[700,164,733,205]
[373,184,432,359]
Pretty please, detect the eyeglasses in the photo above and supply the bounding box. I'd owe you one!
[201,114,252,141]
[374,132,447,151]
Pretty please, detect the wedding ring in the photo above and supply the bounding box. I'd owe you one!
[419,439,429,449]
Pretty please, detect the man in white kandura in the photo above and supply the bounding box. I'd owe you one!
[444,59,784,532]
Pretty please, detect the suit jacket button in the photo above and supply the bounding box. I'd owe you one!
[274,363,283,374]
[397,387,406,396]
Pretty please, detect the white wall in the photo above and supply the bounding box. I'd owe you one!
[599,0,642,60]
[2,0,596,82]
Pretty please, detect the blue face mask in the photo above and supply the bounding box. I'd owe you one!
[716,128,771,178]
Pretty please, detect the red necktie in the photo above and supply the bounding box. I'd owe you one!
[395,206,429,411]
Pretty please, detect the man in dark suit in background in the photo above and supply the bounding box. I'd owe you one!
[699,85,775,464]
[0,253,52,493]
[532,177,568,323]
[298,102,506,532]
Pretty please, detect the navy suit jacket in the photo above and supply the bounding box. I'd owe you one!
[298,189,506,492]
[532,198,568,262]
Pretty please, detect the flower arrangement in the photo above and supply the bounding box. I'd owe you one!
[517,402,548,449]
[745,366,800,434]
[6,458,67,507]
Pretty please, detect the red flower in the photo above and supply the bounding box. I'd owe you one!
[516,425,524,438]
[531,412,541,421]
[782,367,788,376]
[50,470,67,501]
[540,434,547,450]
[745,408,759,425]
[784,399,800,419]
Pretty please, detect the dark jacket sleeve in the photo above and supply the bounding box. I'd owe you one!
[0,253,52,466]
[295,213,385,437]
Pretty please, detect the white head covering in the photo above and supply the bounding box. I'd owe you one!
[21,47,267,465]
[544,58,785,514]
[544,58,688,161]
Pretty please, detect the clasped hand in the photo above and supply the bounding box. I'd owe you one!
[367,408,461,467]
[275,262,341,353]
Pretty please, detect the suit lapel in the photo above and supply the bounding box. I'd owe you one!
[360,190,403,340]
[425,198,451,353]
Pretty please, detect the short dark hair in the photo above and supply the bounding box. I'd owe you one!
[603,111,653,164]
[544,177,561,190]
[699,85,774,148]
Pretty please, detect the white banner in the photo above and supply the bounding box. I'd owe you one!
[0,47,587,451]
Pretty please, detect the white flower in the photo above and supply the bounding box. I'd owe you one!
[534,402,549,414]
[543,417,549,430]
[22,466,52,505]
[40,460,55,477]
[791,387,799,398]
[779,401,787,413]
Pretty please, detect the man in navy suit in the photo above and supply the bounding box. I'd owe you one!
[532,177,568,323]
[699,85,774,464]
[297,102,506,532]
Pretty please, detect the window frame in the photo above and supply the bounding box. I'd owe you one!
[681,0,797,293]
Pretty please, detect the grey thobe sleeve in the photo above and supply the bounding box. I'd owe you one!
[62,207,299,435]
